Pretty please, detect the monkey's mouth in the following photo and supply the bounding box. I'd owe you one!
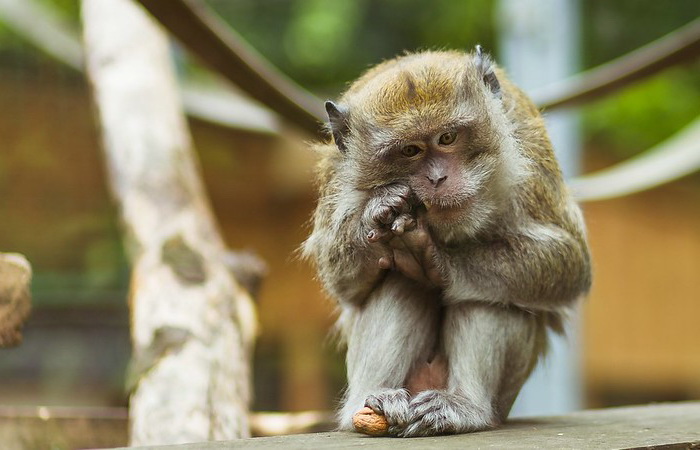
[422,198,471,221]
[423,197,470,211]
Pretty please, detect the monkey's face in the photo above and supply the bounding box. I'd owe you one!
[361,116,516,239]
[326,50,528,240]
[342,89,522,239]
[404,126,496,224]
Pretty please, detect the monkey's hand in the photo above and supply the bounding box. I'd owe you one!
[376,209,445,288]
[363,183,416,242]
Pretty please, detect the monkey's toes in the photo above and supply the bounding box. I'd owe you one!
[353,407,389,436]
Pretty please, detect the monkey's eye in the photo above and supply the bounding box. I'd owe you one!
[401,145,422,157]
[438,131,457,145]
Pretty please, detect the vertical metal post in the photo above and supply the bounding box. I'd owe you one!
[498,0,583,416]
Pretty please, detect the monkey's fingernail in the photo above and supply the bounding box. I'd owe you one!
[391,223,403,233]
[367,231,376,240]
[424,201,432,210]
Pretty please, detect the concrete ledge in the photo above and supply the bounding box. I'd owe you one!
[119,402,700,449]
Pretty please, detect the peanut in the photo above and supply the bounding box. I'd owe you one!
[352,407,389,436]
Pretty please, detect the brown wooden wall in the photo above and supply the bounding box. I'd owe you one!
[582,179,700,405]
[1,71,698,412]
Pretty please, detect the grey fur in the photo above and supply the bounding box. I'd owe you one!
[303,50,591,437]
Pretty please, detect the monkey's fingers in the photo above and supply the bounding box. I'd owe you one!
[367,228,392,243]
[373,205,397,225]
[390,214,416,235]
[398,228,446,288]
[393,221,429,253]
[381,183,414,214]
[392,250,431,285]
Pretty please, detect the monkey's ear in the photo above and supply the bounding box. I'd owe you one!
[474,45,501,98]
[325,100,350,153]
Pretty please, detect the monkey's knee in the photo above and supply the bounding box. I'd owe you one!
[346,275,440,350]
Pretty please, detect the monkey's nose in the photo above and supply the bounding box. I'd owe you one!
[427,175,448,188]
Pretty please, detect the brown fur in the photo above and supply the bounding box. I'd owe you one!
[303,49,591,437]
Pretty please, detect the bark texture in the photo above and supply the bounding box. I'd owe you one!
[81,0,257,444]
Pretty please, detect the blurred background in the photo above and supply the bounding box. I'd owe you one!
[0,0,699,420]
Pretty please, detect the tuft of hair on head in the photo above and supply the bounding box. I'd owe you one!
[474,45,501,98]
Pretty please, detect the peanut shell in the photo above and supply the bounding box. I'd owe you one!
[352,407,390,436]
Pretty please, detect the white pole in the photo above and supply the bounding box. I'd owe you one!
[498,0,583,416]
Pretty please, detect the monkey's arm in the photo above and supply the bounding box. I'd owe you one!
[305,201,383,306]
[440,222,591,311]
[304,183,414,306]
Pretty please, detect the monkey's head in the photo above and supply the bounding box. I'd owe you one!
[325,47,529,240]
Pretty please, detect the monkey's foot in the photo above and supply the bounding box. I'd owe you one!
[400,390,495,437]
[361,388,411,435]
[352,407,389,436]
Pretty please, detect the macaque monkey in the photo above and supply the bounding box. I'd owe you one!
[303,47,591,437]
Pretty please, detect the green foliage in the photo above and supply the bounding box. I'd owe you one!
[579,1,700,158]
[0,0,78,76]
[208,0,496,93]
[583,66,700,158]
[2,0,698,161]
[581,0,700,68]
[415,0,493,50]
[207,0,699,159]
[284,0,363,72]
[36,0,80,21]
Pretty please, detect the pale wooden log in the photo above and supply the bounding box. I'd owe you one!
[0,253,31,348]
[81,0,257,445]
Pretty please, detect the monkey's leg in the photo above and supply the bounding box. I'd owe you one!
[339,274,440,433]
[401,302,546,437]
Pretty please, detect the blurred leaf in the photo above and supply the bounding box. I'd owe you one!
[583,66,700,158]
[417,0,495,53]
[582,0,700,68]
[284,0,362,71]
[84,237,127,290]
